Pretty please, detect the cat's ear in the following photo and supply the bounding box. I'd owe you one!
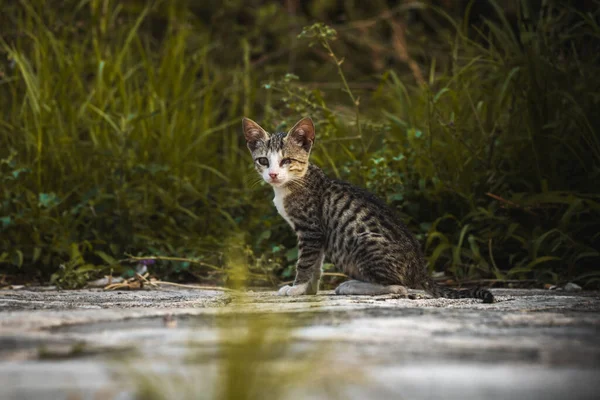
[242,118,269,151]
[287,117,315,152]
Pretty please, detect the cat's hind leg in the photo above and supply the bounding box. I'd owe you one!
[334,280,408,296]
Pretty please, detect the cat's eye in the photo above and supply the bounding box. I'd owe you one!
[280,158,291,166]
[256,157,269,166]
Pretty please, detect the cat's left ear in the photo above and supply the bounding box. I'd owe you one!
[287,117,315,152]
[242,117,269,151]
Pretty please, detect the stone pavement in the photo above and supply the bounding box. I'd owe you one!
[0,287,599,400]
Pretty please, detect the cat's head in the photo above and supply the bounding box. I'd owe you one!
[242,117,315,188]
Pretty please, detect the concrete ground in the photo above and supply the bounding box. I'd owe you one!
[0,287,599,400]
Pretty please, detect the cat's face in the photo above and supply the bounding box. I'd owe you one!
[242,117,315,188]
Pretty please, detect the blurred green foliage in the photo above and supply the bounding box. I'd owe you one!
[0,0,598,288]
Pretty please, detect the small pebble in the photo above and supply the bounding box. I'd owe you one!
[87,277,123,288]
[564,282,582,292]
[163,314,177,328]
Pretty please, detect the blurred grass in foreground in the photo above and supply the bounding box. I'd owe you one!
[0,0,598,288]
[128,239,356,400]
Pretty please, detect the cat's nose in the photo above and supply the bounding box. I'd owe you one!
[269,172,278,179]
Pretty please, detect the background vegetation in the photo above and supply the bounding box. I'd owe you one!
[0,0,598,289]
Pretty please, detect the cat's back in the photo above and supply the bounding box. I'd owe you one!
[294,164,417,246]
[320,174,415,244]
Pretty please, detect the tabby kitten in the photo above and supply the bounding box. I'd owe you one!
[242,117,494,303]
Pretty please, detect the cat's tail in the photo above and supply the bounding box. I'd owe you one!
[422,279,495,303]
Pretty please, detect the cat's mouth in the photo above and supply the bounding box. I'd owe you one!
[268,177,284,186]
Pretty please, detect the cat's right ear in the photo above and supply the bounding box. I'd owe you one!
[242,118,269,151]
[287,117,315,152]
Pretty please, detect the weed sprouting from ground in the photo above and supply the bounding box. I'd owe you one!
[129,308,355,400]
[126,236,355,400]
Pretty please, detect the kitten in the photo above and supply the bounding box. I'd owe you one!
[242,117,494,303]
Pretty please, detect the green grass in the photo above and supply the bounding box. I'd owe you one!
[1,0,264,285]
[0,0,598,288]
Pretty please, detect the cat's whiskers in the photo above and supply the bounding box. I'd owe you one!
[285,177,307,192]
[245,176,265,189]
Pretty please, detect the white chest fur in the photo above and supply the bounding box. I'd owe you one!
[273,187,294,228]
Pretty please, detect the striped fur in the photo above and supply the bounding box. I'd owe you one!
[242,117,494,303]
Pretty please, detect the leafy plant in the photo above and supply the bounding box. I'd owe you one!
[0,0,598,288]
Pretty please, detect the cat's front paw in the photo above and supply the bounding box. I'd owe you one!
[277,282,314,296]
